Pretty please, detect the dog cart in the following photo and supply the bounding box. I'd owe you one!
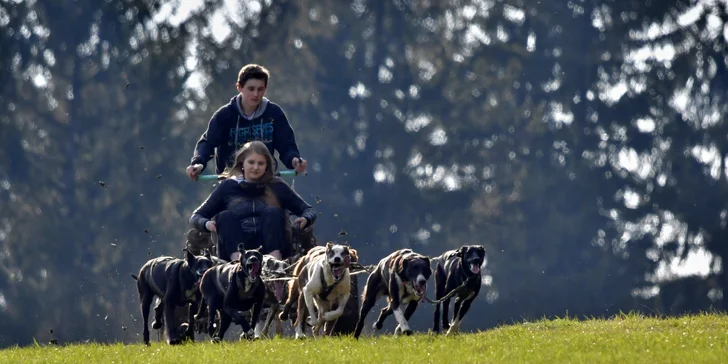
[173,168,361,340]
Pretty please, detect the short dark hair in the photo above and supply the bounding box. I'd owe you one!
[237,64,270,87]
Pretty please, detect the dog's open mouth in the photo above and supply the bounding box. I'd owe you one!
[413,282,426,297]
[246,261,260,281]
[330,263,346,281]
[469,262,481,274]
[273,281,285,302]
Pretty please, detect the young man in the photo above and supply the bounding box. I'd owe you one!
[186,64,307,180]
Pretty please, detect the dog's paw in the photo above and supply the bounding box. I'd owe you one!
[211,336,222,344]
[294,332,307,340]
[151,320,163,330]
[372,321,383,331]
[240,329,255,341]
[403,329,414,336]
[168,338,182,345]
[306,316,319,327]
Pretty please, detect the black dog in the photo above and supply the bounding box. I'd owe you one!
[353,249,432,339]
[134,248,215,345]
[196,244,265,342]
[432,245,485,334]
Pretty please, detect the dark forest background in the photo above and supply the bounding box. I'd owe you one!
[1,0,727,348]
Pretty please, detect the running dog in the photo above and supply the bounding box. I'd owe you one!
[134,248,215,345]
[432,245,486,335]
[253,254,292,338]
[279,244,360,327]
[290,242,354,339]
[353,249,432,339]
[196,244,265,342]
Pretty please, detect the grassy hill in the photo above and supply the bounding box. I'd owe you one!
[1,312,726,363]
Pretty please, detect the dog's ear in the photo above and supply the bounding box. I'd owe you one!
[397,256,408,278]
[254,245,263,252]
[204,249,212,260]
[325,241,333,250]
[422,255,431,267]
[476,245,486,256]
[456,246,465,258]
[183,248,195,263]
[237,243,245,253]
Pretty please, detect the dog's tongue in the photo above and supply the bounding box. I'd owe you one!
[250,262,260,277]
[470,263,480,274]
[274,282,284,302]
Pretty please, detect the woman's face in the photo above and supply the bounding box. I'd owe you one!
[242,152,267,181]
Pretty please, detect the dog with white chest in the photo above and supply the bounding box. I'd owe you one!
[353,248,432,339]
[291,242,353,339]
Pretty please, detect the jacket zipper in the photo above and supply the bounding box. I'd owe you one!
[253,199,257,236]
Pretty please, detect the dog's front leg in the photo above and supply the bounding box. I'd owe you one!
[163,299,181,345]
[448,294,475,336]
[322,292,349,322]
[247,300,263,340]
[311,297,328,338]
[223,279,253,339]
[260,304,279,338]
[302,282,320,328]
[388,278,412,336]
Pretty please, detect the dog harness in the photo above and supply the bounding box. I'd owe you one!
[318,265,342,301]
[145,258,173,298]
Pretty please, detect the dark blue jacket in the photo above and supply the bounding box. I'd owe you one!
[190,95,302,174]
[189,177,317,235]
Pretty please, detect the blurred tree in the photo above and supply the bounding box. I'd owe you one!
[0,0,199,346]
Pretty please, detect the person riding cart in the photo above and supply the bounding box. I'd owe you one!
[189,141,316,262]
[185,64,312,262]
[186,63,308,180]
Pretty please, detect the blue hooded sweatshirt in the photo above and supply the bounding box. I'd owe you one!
[190,95,301,174]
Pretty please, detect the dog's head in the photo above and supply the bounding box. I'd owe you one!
[457,245,485,276]
[263,254,290,303]
[183,248,215,286]
[395,252,432,299]
[237,243,263,283]
[325,241,351,282]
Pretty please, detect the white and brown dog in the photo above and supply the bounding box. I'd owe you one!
[291,242,353,339]
[353,248,432,339]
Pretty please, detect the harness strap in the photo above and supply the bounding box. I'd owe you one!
[318,265,341,301]
[145,260,165,298]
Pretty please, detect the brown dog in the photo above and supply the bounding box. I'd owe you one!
[353,248,432,339]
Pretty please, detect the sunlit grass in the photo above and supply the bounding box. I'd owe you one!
[2,312,727,363]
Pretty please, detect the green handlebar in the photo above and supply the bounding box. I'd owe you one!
[197,170,297,181]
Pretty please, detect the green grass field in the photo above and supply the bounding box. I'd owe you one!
[2,313,726,363]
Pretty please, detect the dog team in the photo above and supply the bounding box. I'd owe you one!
[133,234,486,345]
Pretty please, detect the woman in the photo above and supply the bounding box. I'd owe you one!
[189,141,317,261]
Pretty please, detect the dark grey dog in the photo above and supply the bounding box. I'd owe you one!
[353,248,432,339]
[133,248,215,345]
[196,244,265,342]
[432,245,486,335]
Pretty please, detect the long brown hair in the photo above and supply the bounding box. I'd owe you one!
[221,141,281,208]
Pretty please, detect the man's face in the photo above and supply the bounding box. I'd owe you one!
[237,78,267,109]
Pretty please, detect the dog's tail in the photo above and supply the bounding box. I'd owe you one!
[130,273,138,281]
